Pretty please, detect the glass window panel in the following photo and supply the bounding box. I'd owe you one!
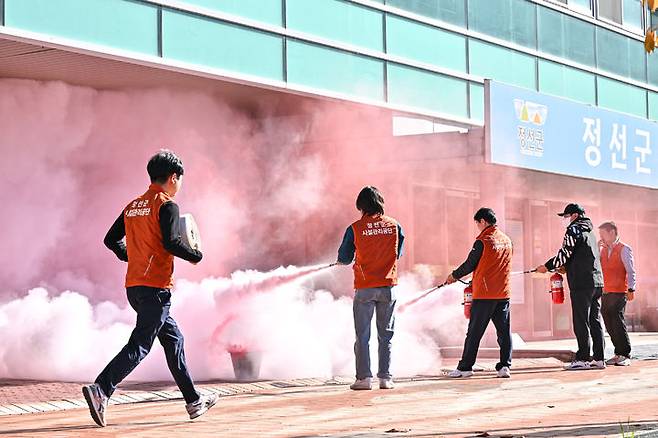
[180,0,282,26]
[468,0,537,48]
[649,91,658,121]
[648,52,658,86]
[599,0,623,24]
[469,83,484,121]
[538,6,596,66]
[162,10,283,81]
[469,40,536,90]
[286,0,383,51]
[387,63,468,117]
[385,0,466,27]
[386,15,466,72]
[569,0,593,13]
[596,27,646,81]
[538,59,596,104]
[5,0,158,55]
[287,40,384,101]
[597,76,647,117]
[622,0,643,32]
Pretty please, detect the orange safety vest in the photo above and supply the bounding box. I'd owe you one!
[472,225,513,300]
[124,184,175,289]
[601,241,629,293]
[351,214,400,289]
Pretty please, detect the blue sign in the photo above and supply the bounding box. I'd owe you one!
[485,80,658,189]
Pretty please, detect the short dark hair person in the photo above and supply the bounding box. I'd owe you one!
[599,221,618,234]
[473,207,497,225]
[356,186,385,216]
[147,150,185,184]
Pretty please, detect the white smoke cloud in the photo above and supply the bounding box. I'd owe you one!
[0,267,467,382]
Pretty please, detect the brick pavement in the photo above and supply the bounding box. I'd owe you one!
[0,358,657,437]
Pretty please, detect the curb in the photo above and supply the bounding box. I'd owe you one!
[0,376,355,417]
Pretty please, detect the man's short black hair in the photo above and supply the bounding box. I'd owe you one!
[356,186,385,216]
[474,207,497,225]
[147,150,184,184]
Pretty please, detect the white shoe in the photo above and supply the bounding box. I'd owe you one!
[448,369,474,378]
[186,393,218,420]
[82,384,108,427]
[605,355,622,366]
[350,378,372,390]
[379,378,395,389]
[497,367,511,378]
[616,356,631,366]
[590,360,606,369]
[564,360,591,370]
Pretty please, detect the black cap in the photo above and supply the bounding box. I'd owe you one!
[557,203,585,217]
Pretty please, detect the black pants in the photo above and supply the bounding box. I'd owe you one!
[601,293,632,357]
[95,286,199,404]
[570,287,605,362]
[458,299,512,372]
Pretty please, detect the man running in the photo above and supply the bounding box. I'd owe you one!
[82,150,217,427]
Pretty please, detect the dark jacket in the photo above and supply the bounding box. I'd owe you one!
[545,216,604,290]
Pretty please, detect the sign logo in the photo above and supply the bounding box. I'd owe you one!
[513,99,546,157]
[514,99,548,126]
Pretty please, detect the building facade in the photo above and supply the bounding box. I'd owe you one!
[1,0,657,339]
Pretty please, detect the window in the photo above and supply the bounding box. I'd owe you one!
[287,41,384,101]
[163,10,284,80]
[552,0,593,14]
[597,76,647,117]
[387,63,468,117]
[468,0,537,49]
[596,27,646,81]
[598,0,643,31]
[622,0,643,31]
[538,6,596,67]
[570,0,593,13]
[598,0,623,24]
[286,0,383,51]
[468,40,536,90]
[386,0,466,27]
[386,15,467,72]
[538,59,596,104]
[179,0,282,26]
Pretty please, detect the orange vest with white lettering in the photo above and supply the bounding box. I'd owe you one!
[351,214,400,289]
[124,184,175,289]
[472,226,513,300]
[601,242,628,293]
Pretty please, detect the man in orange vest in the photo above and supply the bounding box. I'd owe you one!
[337,186,404,390]
[599,221,636,367]
[82,151,217,427]
[445,208,513,378]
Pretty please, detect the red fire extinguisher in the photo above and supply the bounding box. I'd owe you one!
[549,272,565,304]
[463,283,473,319]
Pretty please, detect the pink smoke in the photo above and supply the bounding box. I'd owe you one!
[0,79,397,302]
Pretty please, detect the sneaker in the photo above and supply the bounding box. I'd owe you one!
[497,367,511,378]
[616,356,631,366]
[186,393,219,420]
[82,384,108,427]
[379,378,394,389]
[564,360,591,371]
[448,369,474,378]
[590,360,606,369]
[350,378,372,390]
[605,355,623,366]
